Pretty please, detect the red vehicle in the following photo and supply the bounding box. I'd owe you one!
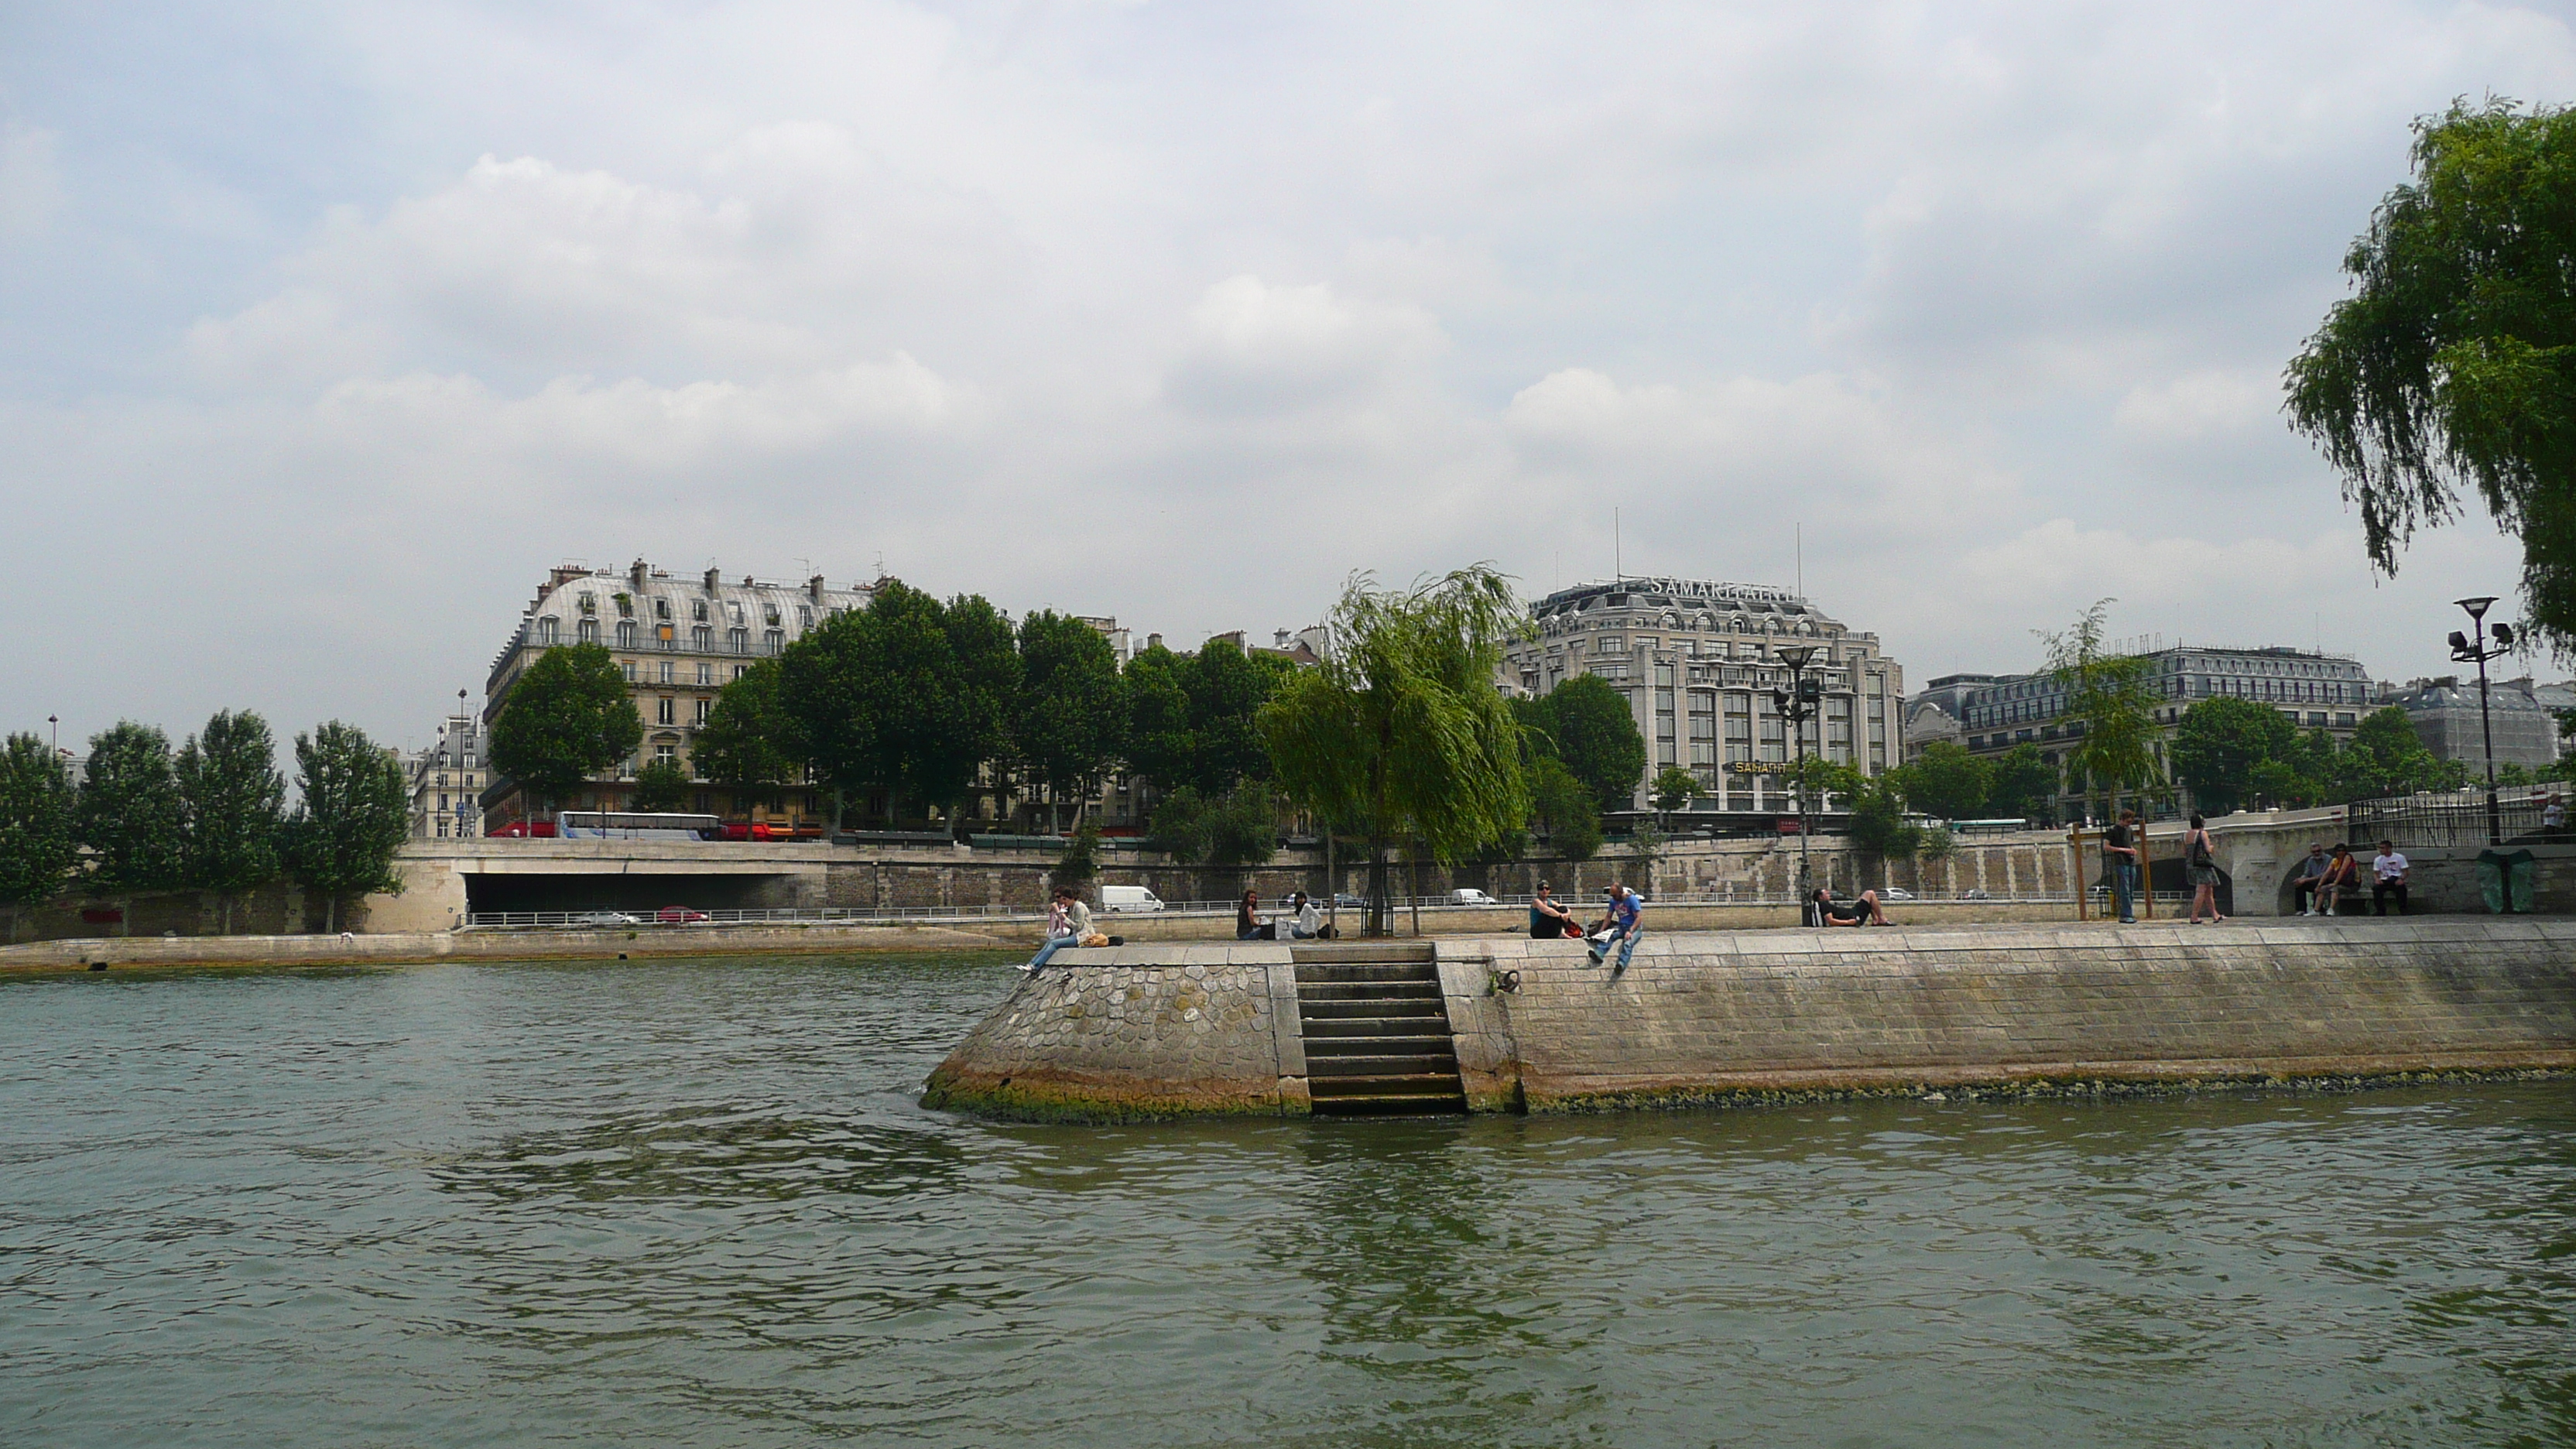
[489,820,558,838]
[656,906,711,924]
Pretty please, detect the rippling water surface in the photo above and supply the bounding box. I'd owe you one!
[4,954,2573,1447]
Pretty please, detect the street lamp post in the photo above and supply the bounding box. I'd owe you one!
[2448,596,2514,848]
[1773,645,1823,896]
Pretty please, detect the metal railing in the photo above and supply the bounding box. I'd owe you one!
[2345,789,2564,850]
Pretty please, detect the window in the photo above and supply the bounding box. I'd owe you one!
[616,594,635,618]
[729,627,748,654]
[658,624,676,651]
[616,620,638,648]
[436,819,449,838]
[695,698,711,724]
[799,605,813,628]
[733,665,747,681]
[622,661,637,683]
[655,598,670,620]
[656,744,677,764]
[764,605,782,627]
[728,602,744,625]
[764,629,784,655]
[537,617,559,643]
[693,600,708,622]
[657,697,677,724]
[577,618,599,645]
[438,793,449,811]
[693,625,711,651]
[697,663,711,685]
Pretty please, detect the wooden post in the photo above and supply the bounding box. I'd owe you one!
[2136,824,2154,920]
[2069,827,2089,921]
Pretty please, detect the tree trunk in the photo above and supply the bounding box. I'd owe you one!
[1409,857,1422,937]
[326,892,338,933]
[1367,841,1390,938]
[221,895,233,937]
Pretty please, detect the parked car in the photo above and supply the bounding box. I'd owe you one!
[566,911,641,927]
[1334,892,1368,909]
[1881,888,1915,902]
[1099,886,1166,913]
[1447,889,1499,906]
[656,906,711,924]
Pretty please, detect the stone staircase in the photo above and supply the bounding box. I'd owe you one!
[1291,943,1467,1116]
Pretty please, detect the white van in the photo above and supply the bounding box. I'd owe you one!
[1098,886,1166,913]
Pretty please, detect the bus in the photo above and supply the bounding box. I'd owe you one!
[553,810,722,841]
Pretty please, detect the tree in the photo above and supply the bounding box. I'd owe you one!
[779,581,1020,834]
[629,757,690,812]
[2042,601,2163,818]
[1523,674,1647,814]
[2332,705,2464,800]
[0,733,80,944]
[176,710,286,933]
[1648,766,1700,822]
[1259,566,1529,937]
[1526,756,1602,863]
[1845,775,1920,858]
[1145,785,1213,862]
[2170,697,2300,815]
[284,721,411,933]
[1016,611,1127,830]
[1988,744,2059,824]
[2286,99,2576,653]
[78,722,184,936]
[1121,635,1293,799]
[1050,820,1102,893]
[1622,817,1663,894]
[490,642,642,813]
[691,659,800,813]
[1897,741,1992,820]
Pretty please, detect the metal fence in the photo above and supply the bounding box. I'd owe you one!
[2345,789,2563,850]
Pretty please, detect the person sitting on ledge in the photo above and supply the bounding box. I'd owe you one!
[1236,889,1275,941]
[1286,891,1326,940]
[1529,881,1584,940]
[1024,885,1092,973]
[1808,887,1889,927]
[1587,883,1645,970]
[2314,843,2360,917]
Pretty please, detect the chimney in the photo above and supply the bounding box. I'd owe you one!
[1146,632,1164,652]
[704,567,721,592]
[629,559,649,590]
[809,574,826,602]
[1274,629,1290,649]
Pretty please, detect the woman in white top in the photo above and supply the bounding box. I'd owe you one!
[1288,891,1324,939]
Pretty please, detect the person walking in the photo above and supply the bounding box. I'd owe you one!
[1588,883,1645,971]
[1024,885,1092,973]
[2369,840,2410,916]
[2315,843,2360,916]
[1530,881,1582,940]
[2184,814,2225,923]
[2290,844,2330,916]
[2105,808,2142,923]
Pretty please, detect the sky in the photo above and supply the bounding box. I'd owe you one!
[6,0,2575,752]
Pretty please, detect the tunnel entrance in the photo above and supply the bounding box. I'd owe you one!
[463,873,793,916]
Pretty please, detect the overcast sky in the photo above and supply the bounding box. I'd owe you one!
[6,2,2574,752]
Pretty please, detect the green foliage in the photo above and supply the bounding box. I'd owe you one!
[1988,744,2059,824]
[1050,820,1102,891]
[2041,600,2164,814]
[1522,675,1646,814]
[1782,755,1864,810]
[1144,785,1212,862]
[1143,782,1278,866]
[1896,741,1992,820]
[1648,766,1700,818]
[2333,705,2465,799]
[285,721,411,933]
[176,710,286,933]
[1016,611,1128,825]
[690,659,800,805]
[0,733,80,939]
[1122,636,1292,797]
[2171,697,2300,814]
[1917,827,1955,862]
[491,642,642,810]
[1845,775,1920,858]
[1259,565,1529,935]
[779,581,1022,830]
[2287,98,2576,652]
[1623,817,1663,883]
[629,757,690,812]
[1526,756,1602,862]
[79,722,184,909]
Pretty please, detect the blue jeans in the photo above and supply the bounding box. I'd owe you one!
[1593,920,1643,970]
[1026,933,1077,971]
[2111,861,2139,921]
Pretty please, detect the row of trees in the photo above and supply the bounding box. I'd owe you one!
[0,714,413,940]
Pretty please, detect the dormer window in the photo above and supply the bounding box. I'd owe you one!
[728,602,744,625]
[578,594,596,615]
[693,601,708,622]
[615,594,634,618]
[577,618,599,644]
[536,617,559,643]
[798,605,813,628]
[764,605,782,627]
[654,598,670,621]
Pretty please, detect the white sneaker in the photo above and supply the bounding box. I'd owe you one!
[2299,909,2313,916]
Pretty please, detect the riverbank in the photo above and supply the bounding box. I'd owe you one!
[923,918,2576,1121]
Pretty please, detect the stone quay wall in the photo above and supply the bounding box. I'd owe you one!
[921,920,2576,1122]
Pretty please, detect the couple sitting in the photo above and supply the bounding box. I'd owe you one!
[1023,885,1118,973]
[1238,889,1327,941]
[1529,881,1646,971]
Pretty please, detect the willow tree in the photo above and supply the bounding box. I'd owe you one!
[2043,600,2163,820]
[1258,566,1529,937]
[2287,98,2576,650]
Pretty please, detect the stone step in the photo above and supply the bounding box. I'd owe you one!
[1300,1016,1455,1040]
[1296,997,1448,1023]
[1293,978,1442,1002]
[1293,963,1440,986]
[1306,1075,1471,1112]
[1290,942,1434,965]
[1303,1036,1457,1060]
[1307,1051,1461,1077]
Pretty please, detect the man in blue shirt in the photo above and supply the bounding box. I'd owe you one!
[1588,883,1645,971]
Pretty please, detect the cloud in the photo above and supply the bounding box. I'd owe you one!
[0,123,63,239]
[1161,275,1447,416]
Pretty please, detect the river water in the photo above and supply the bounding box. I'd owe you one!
[2,954,2571,1448]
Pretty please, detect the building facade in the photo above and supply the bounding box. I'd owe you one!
[2389,675,2569,772]
[480,560,875,831]
[1503,577,1906,820]
[1920,644,2376,819]
[405,704,486,839]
